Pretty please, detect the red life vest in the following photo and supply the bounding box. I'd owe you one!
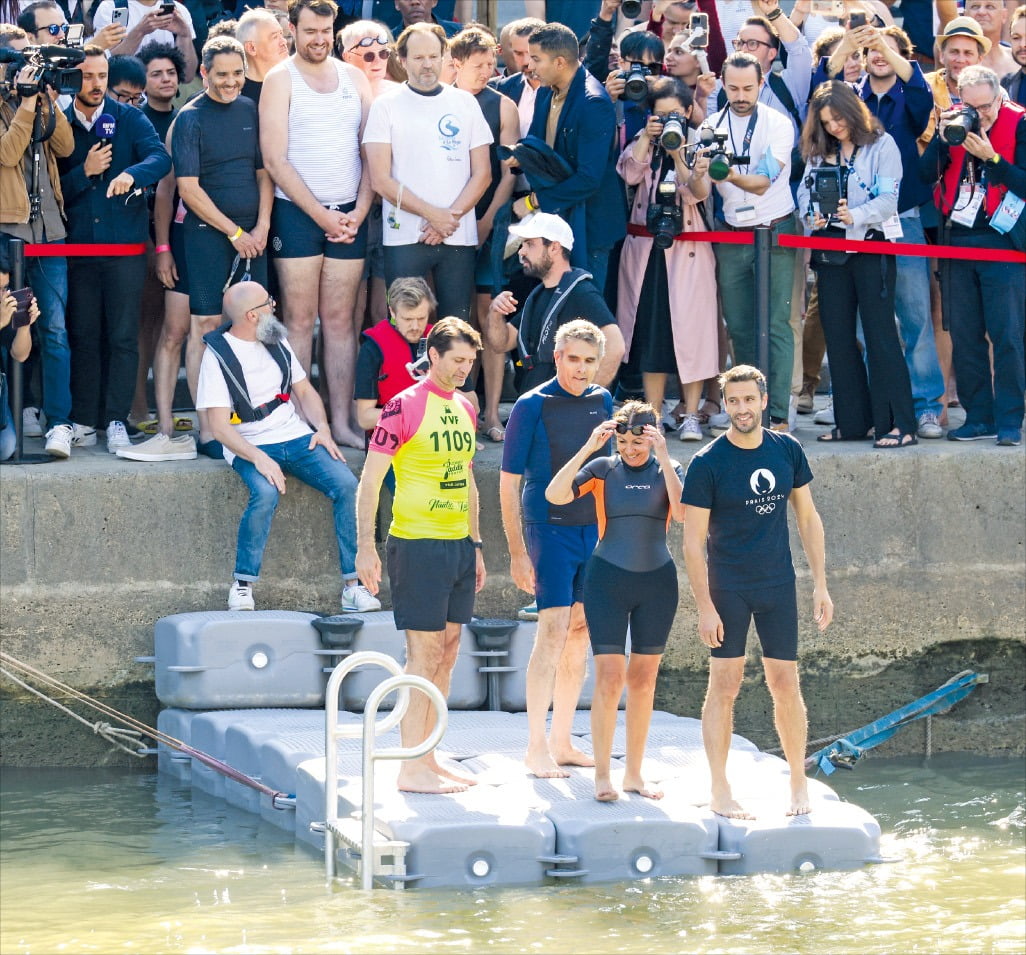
[936,101,1026,218]
[362,319,433,406]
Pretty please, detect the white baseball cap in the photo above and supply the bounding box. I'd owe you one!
[508,212,575,251]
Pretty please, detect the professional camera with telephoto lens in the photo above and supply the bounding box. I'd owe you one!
[621,0,642,19]
[0,44,84,98]
[658,111,687,151]
[806,165,848,216]
[646,180,683,250]
[697,124,750,181]
[940,105,980,146]
[618,61,651,102]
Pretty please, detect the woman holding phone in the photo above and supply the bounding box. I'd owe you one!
[545,401,685,803]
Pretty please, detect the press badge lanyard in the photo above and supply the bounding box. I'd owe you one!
[718,105,758,174]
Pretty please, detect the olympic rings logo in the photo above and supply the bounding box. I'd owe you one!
[755,503,776,515]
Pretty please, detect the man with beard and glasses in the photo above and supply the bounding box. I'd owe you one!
[262,0,374,451]
[196,281,376,614]
[1002,5,1026,106]
[485,213,624,394]
[171,35,272,461]
[59,45,170,455]
[682,364,833,820]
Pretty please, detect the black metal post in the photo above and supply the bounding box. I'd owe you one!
[753,225,772,428]
[1,237,51,465]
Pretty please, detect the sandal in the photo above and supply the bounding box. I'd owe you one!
[695,400,720,427]
[873,431,918,449]
[817,428,871,442]
[136,417,193,435]
[483,425,505,443]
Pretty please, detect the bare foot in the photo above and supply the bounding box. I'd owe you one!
[428,758,478,787]
[594,777,619,802]
[623,776,664,800]
[551,745,595,768]
[397,766,469,794]
[525,747,570,779]
[333,429,368,450]
[709,795,755,819]
[787,787,812,816]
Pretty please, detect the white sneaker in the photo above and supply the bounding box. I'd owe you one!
[341,583,381,613]
[117,432,197,462]
[44,423,73,459]
[814,400,835,426]
[70,423,97,446]
[22,407,44,437]
[916,411,944,439]
[106,420,131,454]
[708,410,731,430]
[677,413,703,442]
[228,580,255,611]
[788,394,798,432]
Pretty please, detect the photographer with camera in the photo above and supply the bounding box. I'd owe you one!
[709,52,800,432]
[58,44,170,453]
[601,30,665,152]
[0,37,77,458]
[920,64,1026,447]
[0,241,39,461]
[616,77,718,442]
[798,80,915,448]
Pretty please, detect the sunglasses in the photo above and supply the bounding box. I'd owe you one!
[615,419,656,435]
[42,22,69,36]
[347,36,390,61]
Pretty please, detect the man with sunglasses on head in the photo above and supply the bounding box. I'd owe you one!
[58,44,170,454]
[196,280,375,614]
[261,0,374,451]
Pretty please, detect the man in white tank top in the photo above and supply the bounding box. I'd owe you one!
[260,0,375,449]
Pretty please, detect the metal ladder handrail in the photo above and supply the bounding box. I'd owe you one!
[322,651,448,888]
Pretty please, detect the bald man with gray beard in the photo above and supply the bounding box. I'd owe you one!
[196,281,380,614]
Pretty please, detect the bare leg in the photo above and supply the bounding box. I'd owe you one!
[590,654,625,801]
[153,290,190,436]
[317,258,367,448]
[622,653,663,799]
[929,262,955,420]
[368,275,388,328]
[276,255,323,375]
[681,379,703,415]
[475,292,506,435]
[423,621,476,786]
[549,602,594,767]
[185,313,221,443]
[642,372,667,416]
[764,658,810,816]
[397,626,468,794]
[524,605,572,777]
[702,657,753,818]
[132,266,164,422]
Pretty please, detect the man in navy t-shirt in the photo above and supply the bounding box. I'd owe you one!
[682,364,834,820]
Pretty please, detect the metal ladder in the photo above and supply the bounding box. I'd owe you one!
[319,651,447,890]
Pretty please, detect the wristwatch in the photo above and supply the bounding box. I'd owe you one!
[988,153,1001,166]
[472,540,483,550]
[766,6,783,21]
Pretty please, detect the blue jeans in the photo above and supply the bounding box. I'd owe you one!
[894,215,945,417]
[231,436,358,581]
[24,245,72,428]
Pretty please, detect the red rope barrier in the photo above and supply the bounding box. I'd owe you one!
[23,243,147,257]
[623,221,1026,262]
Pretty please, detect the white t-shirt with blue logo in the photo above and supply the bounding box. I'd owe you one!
[363,82,493,248]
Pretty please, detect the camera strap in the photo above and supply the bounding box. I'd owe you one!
[719,107,757,171]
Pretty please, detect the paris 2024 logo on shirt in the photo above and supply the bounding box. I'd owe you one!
[437,114,463,152]
[747,468,784,516]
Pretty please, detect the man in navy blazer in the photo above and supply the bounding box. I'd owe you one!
[59,45,170,452]
[514,21,626,293]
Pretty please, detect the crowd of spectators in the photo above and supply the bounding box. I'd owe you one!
[1,0,1024,465]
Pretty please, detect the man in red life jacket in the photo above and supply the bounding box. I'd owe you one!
[920,63,1026,446]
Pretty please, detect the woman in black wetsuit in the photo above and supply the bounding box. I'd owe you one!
[546,400,685,802]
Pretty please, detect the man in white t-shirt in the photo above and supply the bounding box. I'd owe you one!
[709,52,798,432]
[196,281,379,614]
[363,21,492,325]
[91,0,198,82]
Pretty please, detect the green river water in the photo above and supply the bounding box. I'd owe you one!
[1,754,1023,954]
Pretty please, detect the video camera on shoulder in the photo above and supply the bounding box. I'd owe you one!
[940,105,980,147]
[696,124,749,182]
[646,180,683,250]
[0,45,84,98]
[806,165,848,217]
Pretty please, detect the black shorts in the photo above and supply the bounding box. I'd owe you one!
[169,220,188,295]
[710,582,799,661]
[583,555,677,656]
[386,535,477,632]
[183,217,268,316]
[270,197,367,260]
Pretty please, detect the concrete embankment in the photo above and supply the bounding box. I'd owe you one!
[1,437,1023,766]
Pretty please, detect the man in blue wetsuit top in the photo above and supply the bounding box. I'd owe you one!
[682,364,834,820]
[500,318,613,779]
